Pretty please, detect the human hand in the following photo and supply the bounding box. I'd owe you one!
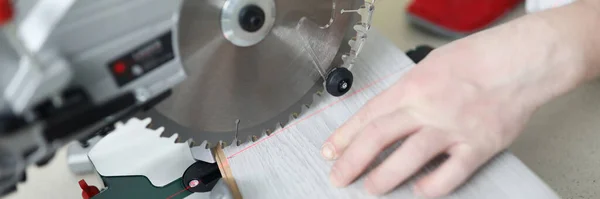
[321,12,589,198]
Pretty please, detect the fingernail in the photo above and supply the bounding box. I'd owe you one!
[413,185,429,198]
[321,142,336,160]
[329,166,343,187]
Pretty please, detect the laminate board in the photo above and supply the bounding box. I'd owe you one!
[222,29,559,199]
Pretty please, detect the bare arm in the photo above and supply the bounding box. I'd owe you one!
[528,0,600,97]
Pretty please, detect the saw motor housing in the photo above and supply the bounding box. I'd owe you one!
[0,0,185,194]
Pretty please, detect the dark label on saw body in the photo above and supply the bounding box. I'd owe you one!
[108,31,175,87]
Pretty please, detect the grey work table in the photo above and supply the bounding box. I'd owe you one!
[222,29,560,199]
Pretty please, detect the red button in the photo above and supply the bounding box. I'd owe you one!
[113,61,127,74]
[0,0,14,26]
[79,179,100,199]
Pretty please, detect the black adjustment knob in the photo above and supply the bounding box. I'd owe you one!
[239,5,265,32]
[182,161,222,193]
[406,45,434,64]
[326,67,354,97]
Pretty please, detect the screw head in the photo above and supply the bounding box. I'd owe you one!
[239,5,265,32]
[340,81,348,90]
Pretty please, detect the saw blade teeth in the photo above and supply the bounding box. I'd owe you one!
[158,126,175,138]
[313,92,323,103]
[174,135,183,143]
[155,127,165,134]
[219,141,228,149]
[301,105,311,116]
[316,90,323,97]
[338,0,374,70]
[259,131,268,139]
[349,38,356,47]
[140,118,152,126]
[265,129,273,136]
[162,131,175,138]
[115,121,125,128]
[145,119,154,128]
[250,135,256,142]
[188,140,196,147]
[146,73,322,149]
[152,127,165,137]
[276,121,285,131]
[229,136,239,147]
[169,134,180,142]
[197,140,209,149]
[205,142,213,149]
[178,137,192,144]
[184,138,194,146]
[353,24,367,34]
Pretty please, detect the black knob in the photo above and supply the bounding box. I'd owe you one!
[406,45,434,64]
[182,161,222,193]
[239,5,265,32]
[326,67,354,97]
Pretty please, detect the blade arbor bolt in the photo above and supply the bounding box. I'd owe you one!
[239,5,265,32]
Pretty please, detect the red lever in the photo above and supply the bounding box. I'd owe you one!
[79,180,100,199]
[0,0,13,26]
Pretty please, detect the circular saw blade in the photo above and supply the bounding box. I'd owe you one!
[148,0,364,147]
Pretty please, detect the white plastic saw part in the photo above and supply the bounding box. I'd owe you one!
[88,117,200,187]
[526,0,576,13]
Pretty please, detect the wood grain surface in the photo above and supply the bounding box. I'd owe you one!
[222,29,560,199]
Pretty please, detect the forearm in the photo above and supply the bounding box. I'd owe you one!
[437,1,600,109]
[500,0,600,108]
[534,0,600,82]
[484,0,600,108]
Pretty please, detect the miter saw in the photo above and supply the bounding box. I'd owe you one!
[0,0,378,198]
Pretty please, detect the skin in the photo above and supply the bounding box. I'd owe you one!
[321,0,600,198]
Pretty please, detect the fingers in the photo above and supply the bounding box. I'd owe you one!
[322,94,398,160]
[364,128,452,195]
[329,110,421,187]
[414,144,492,198]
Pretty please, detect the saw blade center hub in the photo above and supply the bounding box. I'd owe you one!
[221,0,275,47]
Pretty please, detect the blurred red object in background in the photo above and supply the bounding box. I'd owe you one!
[407,0,523,37]
[0,0,13,26]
